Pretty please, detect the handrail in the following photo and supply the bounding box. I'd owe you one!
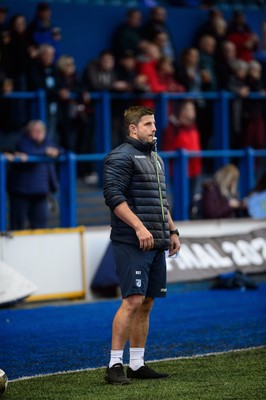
[1,148,265,231]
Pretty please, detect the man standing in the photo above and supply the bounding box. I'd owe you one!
[103,106,180,384]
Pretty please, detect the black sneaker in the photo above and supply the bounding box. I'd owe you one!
[105,363,131,385]
[127,364,170,379]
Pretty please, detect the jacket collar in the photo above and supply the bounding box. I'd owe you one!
[125,136,154,153]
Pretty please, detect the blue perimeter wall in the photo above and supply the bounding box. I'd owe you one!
[3,2,266,73]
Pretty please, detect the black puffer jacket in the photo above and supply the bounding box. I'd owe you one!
[103,136,170,250]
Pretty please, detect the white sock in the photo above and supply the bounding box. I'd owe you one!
[129,347,145,371]
[109,350,123,368]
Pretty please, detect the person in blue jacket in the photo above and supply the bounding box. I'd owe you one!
[7,119,61,230]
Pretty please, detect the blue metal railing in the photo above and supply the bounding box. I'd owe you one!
[1,148,265,231]
[1,90,266,229]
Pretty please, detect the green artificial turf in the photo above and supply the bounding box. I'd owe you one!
[4,347,266,400]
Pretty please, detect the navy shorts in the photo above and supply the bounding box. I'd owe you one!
[112,242,167,299]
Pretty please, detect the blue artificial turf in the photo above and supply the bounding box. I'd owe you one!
[1,284,266,380]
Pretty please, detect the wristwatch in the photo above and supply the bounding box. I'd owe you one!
[170,228,179,236]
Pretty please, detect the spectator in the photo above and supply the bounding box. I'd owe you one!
[176,47,202,92]
[226,10,259,62]
[7,120,61,230]
[113,50,149,146]
[195,7,224,43]
[27,2,62,60]
[142,6,176,61]
[198,34,218,150]
[162,100,202,215]
[227,59,250,149]
[244,60,265,151]
[217,41,237,89]
[202,163,243,219]
[56,55,85,151]
[28,44,59,144]
[156,55,185,114]
[115,50,149,93]
[82,50,125,92]
[0,66,14,133]
[157,56,185,93]
[3,14,32,129]
[152,31,175,62]
[198,34,217,92]
[111,8,144,58]
[137,41,166,108]
[82,49,130,152]
[245,172,266,219]
[0,5,8,34]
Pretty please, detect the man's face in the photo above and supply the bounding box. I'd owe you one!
[29,123,46,144]
[129,115,156,144]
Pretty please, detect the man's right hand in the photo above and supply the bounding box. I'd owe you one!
[135,225,154,251]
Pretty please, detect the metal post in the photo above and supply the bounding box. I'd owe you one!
[156,93,168,148]
[239,147,255,197]
[0,154,7,231]
[214,91,230,169]
[59,152,77,227]
[172,149,189,221]
[36,90,47,123]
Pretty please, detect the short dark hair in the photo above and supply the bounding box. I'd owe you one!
[124,106,154,132]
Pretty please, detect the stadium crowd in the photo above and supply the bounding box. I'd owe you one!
[0,1,266,226]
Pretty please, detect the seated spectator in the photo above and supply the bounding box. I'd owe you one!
[82,50,126,92]
[111,8,144,58]
[202,164,243,219]
[245,172,266,219]
[217,41,237,89]
[6,120,62,230]
[115,50,149,93]
[244,60,265,151]
[151,30,175,63]
[0,6,8,37]
[56,55,87,152]
[28,44,59,144]
[226,10,259,62]
[156,56,185,114]
[157,56,185,92]
[3,14,32,129]
[195,7,224,43]
[198,34,218,92]
[137,41,167,108]
[176,47,202,92]
[162,100,202,215]
[227,59,250,149]
[142,6,176,61]
[27,2,62,60]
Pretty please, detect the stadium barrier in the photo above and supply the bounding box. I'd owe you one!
[1,147,266,231]
[0,220,266,302]
[1,90,266,229]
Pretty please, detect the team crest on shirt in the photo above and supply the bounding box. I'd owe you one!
[136,279,141,287]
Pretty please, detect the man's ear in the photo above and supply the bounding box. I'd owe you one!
[129,123,136,135]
